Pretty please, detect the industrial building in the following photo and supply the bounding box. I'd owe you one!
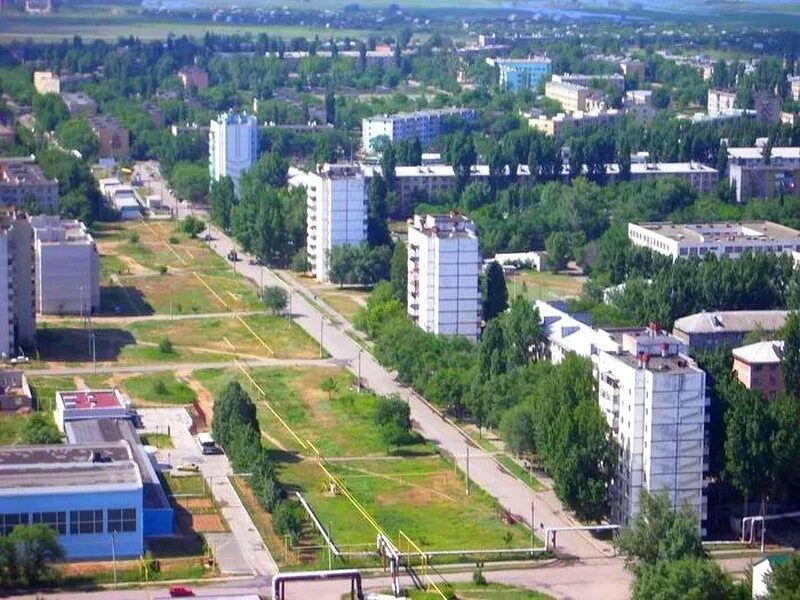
[361,108,476,155]
[294,164,367,282]
[0,213,35,356]
[732,340,785,398]
[726,146,800,203]
[672,310,789,351]
[99,178,141,220]
[487,57,552,92]
[88,115,130,161]
[407,214,481,341]
[0,159,59,213]
[627,221,800,260]
[209,111,259,196]
[31,216,100,315]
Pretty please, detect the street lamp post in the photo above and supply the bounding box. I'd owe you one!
[319,318,324,359]
[357,350,362,392]
[91,330,97,375]
[111,530,118,589]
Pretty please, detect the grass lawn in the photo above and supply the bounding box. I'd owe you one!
[140,432,174,449]
[318,289,369,321]
[400,583,554,599]
[162,473,206,497]
[506,270,586,302]
[0,413,31,445]
[121,372,197,406]
[466,430,545,492]
[27,375,80,410]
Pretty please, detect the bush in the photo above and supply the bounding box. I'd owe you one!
[128,231,140,243]
[272,500,303,544]
[153,380,168,395]
[19,413,61,445]
[179,215,206,238]
[374,396,415,448]
[157,265,168,276]
[168,235,180,244]
[158,337,174,354]
[472,568,487,586]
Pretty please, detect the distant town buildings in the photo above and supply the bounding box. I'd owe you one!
[620,59,646,83]
[0,213,35,356]
[208,111,259,195]
[141,102,165,129]
[628,221,800,260]
[610,162,719,194]
[24,0,50,13]
[789,76,800,102]
[525,108,622,138]
[487,56,552,92]
[88,115,130,161]
[407,214,481,341]
[0,158,59,213]
[361,108,477,155]
[31,216,100,316]
[754,91,781,125]
[555,72,625,92]
[545,80,593,113]
[672,310,789,351]
[33,70,60,95]
[177,65,209,90]
[61,92,97,118]
[295,164,367,282]
[732,340,784,398]
[707,89,737,115]
[726,146,800,202]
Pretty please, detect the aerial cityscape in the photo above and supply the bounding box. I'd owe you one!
[0,0,800,598]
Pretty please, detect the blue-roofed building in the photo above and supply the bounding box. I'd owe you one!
[488,56,552,92]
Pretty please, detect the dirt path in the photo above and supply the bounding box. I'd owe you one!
[73,376,88,389]
[181,370,214,426]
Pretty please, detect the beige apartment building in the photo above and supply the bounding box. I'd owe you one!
[33,71,60,95]
[545,80,591,113]
[707,89,737,115]
[88,115,130,160]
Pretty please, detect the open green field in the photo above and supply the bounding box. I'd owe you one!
[0,413,32,445]
[398,583,554,600]
[120,372,197,407]
[204,365,539,569]
[506,270,586,302]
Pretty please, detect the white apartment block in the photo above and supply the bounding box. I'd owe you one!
[707,89,737,115]
[0,214,35,356]
[296,164,367,282]
[407,214,481,340]
[596,327,706,530]
[727,146,800,203]
[537,301,707,531]
[790,76,800,102]
[31,216,100,315]
[609,162,719,194]
[361,108,477,155]
[209,112,259,195]
[628,221,800,260]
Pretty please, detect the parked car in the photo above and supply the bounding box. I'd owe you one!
[169,586,195,597]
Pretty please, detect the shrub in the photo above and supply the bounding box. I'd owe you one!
[472,568,487,586]
[153,380,168,395]
[272,500,303,544]
[157,264,168,276]
[168,235,180,244]
[179,215,206,238]
[158,337,174,354]
[128,231,140,243]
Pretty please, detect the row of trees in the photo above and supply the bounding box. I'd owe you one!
[211,381,303,543]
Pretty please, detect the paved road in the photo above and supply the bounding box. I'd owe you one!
[138,408,278,577]
[202,223,614,561]
[24,357,341,376]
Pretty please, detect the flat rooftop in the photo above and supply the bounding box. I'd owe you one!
[365,108,474,122]
[88,114,125,130]
[631,221,800,244]
[0,161,51,184]
[727,147,800,160]
[673,310,789,334]
[58,390,125,410]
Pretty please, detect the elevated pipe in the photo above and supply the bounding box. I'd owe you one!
[272,568,363,600]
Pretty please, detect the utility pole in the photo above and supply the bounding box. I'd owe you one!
[91,331,97,375]
[111,530,118,589]
[465,446,470,495]
[530,501,535,550]
[357,350,362,392]
[319,318,324,358]
[288,292,293,328]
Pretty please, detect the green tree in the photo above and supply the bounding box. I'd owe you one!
[389,241,407,305]
[262,286,288,315]
[169,162,209,203]
[446,132,477,191]
[503,299,546,367]
[478,318,507,378]
[781,311,800,398]
[178,215,205,238]
[324,89,336,124]
[380,142,397,190]
[374,395,415,448]
[768,552,800,599]
[6,524,65,587]
[500,404,536,456]
[545,231,573,272]
[209,176,235,231]
[55,119,98,159]
[632,556,735,600]
[482,261,508,322]
[616,490,705,566]
[19,413,61,445]
[32,93,69,132]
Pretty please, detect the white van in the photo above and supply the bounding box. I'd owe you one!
[196,432,220,455]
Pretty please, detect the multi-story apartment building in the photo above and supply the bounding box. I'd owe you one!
[620,59,646,83]
[296,164,367,282]
[33,71,60,95]
[727,146,800,202]
[754,92,781,125]
[88,115,130,160]
[672,310,788,351]
[525,109,622,138]
[732,340,784,398]
[176,65,209,90]
[607,162,718,194]
[789,76,800,102]
[545,80,592,113]
[61,92,97,118]
[707,89,737,115]
[0,213,35,356]
[0,159,59,212]
[487,57,552,92]
[361,108,476,154]
[208,112,259,195]
[30,216,100,315]
[623,90,656,124]
[628,221,800,260]
[554,72,626,92]
[596,326,707,531]
[407,214,481,341]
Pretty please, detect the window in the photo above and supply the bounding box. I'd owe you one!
[32,511,66,535]
[0,513,29,535]
[107,509,136,533]
[70,510,103,535]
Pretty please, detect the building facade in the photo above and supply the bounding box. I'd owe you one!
[790,76,800,102]
[407,214,481,340]
[621,162,718,194]
[61,92,97,118]
[88,115,130,160]
[489,57,552,92]
[0,213,35,356]
[672,310,788,351]
[732,340,784,398]
[209,112,259,196]
[727,146,800,203]
[525,109,622,138]
[628,221,800,260]
[177,66,209,90]
[361,108,476,155]
[544,80,592,113]
[31,216,100,315]
[33,71,60,95]
[707,89,737,115]
[0,159,59,213]
[297,164,368,282]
